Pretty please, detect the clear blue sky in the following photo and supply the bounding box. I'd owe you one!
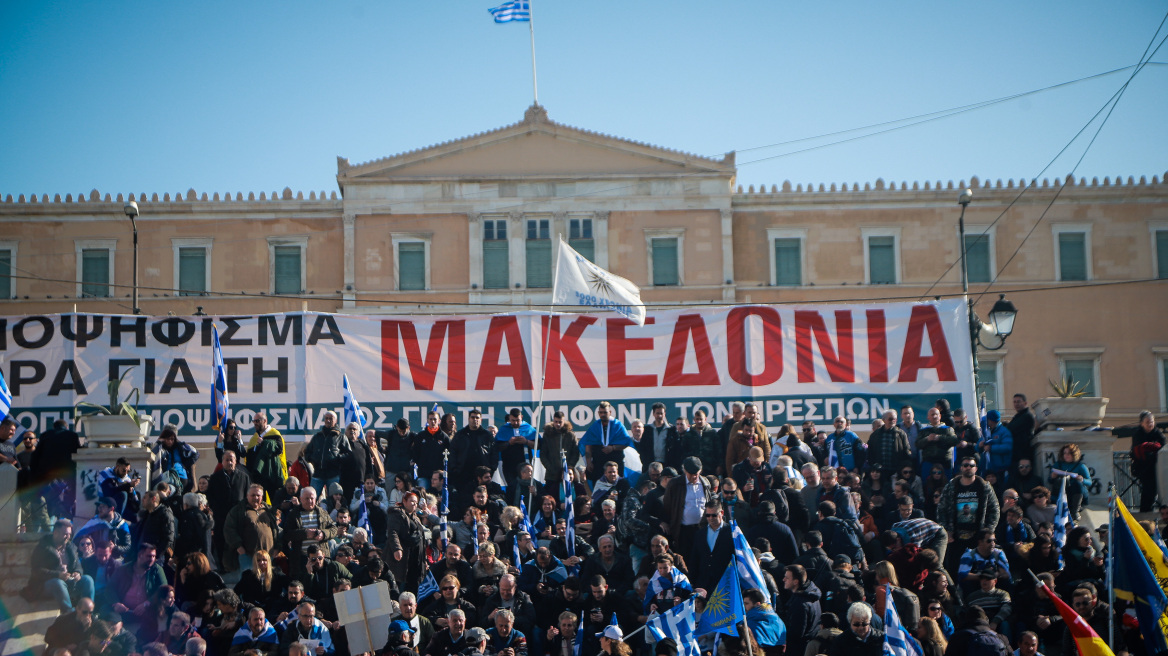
[1,1,1165,198]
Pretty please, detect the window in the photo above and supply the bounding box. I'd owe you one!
[862,228,900,285]
[75,239,116,298]
[767,229,806,287]
[392,234,431,291]
[0,242,14,299]
[1060,357,1099,397]
[1053,224,1091,282]
[1159,354,1168,412]
[975,357,1002,411]
[526,218,551,288]
[569,217,595,262]
[645,229,684,287]
[172,238,212,296]
[268,236,307,295]
[964,231,993,284]
[482,219,509,290]
[1155,229,1168,279]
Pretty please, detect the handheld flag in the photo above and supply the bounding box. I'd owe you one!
[491,455,508,492]
[353,485,371,533]
[342,374,367,430]
[519,496,534,534]
[1052,477,1072,551]
[827,437,840,469]
[883,584,923,656]
[513,534,522,568]
[418,570,439,600]
[440,457,450,551]
[646,599,702,656]
[0,367,12,423]
[731,521,768,595]
[211,326,230,432]
[431,402,441,414]
[694,560,742,636]
[553,237,645,326]
[573,612,584,656]
[1036,579,1114,656]
[1113,496,1168,654]
[488,0,530,23]
[978,395,989,439]
[563,476,576,560]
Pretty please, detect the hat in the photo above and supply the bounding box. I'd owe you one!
[596,625,624,640]
[96,496,117,509]
[661,467,679,478]
[977,567,998,580]
[465,627,488,644]
[832,554,852,567]
[986,410,1001,422]
[1096,524,1109,533]
[328,482,344,497]
[389,619,416,635]
[682,457,702,475]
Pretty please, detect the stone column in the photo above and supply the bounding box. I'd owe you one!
[0,463,18,534]
[720,208,735,301]
[343,213,357,308]
[1033,429,1118,508]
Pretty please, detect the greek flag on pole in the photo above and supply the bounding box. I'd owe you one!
[979,395,989,438]
[731,521,768,594]
[440,465,450,551]
[210,326,230,431]
[513,534,522,568]
[492,454,508,492]
[354,485,371,533]
[827,438,840,469]
[572,613,584,656]
[519,496,534,534]
[418,570,439,599]
[342,374,366,430]
[1053,477,1072,550]
[488,0,529,23]
[563,458,576,560]
[0,367,12,423]
[883,585,923,656]
[647,599,701,656]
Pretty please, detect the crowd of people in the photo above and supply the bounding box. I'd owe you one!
[2,395,1166,656]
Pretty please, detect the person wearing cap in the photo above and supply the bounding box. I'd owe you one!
[484,608,527,656]
[963,568,1012,633]
[279,601,334,656]
[661,456,717,557]
[596,624,630,656]
[75,496,133,557]
[462,627,489,656]
[384,618,421,656]
[977,410,1013,480]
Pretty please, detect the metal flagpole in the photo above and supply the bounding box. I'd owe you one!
[1108,482,1115,650]
[529,235,561,481]
[527,0,538,104]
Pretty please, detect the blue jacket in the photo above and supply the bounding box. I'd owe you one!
[746,606,787,646]
[979,424,1013,473]
[828,431,862,471]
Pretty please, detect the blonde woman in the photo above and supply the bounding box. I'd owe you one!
[494,506,523,548]
[234,549,288,608]
[916,616,947,656]
[472,542,506,600]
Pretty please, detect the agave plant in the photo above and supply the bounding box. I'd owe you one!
[1048,374,1088,398]
[75,367,144,425]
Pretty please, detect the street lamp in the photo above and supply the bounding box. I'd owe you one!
[957,190,1018,396]
[124,200,140,315]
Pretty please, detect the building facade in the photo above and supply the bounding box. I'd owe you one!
[2,104,1166,422]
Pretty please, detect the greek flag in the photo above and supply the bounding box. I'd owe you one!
[492,454,508,492]
[418,570,439,599]
[513,534,523,568]
[731,521,768,594]
[827,438,840,469]
[440,462,450,551]
[978,395,989,439]
[647,599,701,656]
[519,496,534,534]
[488,0,530,23]
[563,460,576,560]
[573,612,584,656]
[1052,476,1072,551]
[354,485,371,533]
[342,374,366,430]
[0,367,12,423]
[210,326,230,431]
[882,584,923,656]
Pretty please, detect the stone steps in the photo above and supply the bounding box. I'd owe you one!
[0,597,59,656]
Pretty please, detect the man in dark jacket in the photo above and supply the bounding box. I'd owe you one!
[782,564,822,656]
[637,402,676,470]
[134,490,175,557]
[866,411,912,474]
[451,409,494,496]
[679,410,722,477]
[27,519,95,610]
[281,487,340,577]
[44,596,95,653]
[661,457,718,558]
[478,574,538,641]
[937,456,1000,571]
[793,531,833,585]
[748,501,800,565]
[306,411,350,496]
[1008,393,1037,465]
[943,606,1011,656]
[207,451,251,562]
[760,468,811,545]
[688,500,734,593]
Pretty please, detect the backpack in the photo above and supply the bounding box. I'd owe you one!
[964,628,1010,656]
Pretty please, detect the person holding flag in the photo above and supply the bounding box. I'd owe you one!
[742,588,786,654]
[646,599,702,656]
[210,325,231,433]
[579,402,634,483]
[689,500,734,594]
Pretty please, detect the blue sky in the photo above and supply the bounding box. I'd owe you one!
[1,1,1165,198]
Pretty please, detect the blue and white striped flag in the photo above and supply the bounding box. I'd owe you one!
[0,366,12,423]
[342,374,367,430]
[519,496,534,534]
[354,485,371,533]
[210,326,230,431]
[731,521,768,594]
[418,570,439,599]
[572,612,584,656]
[563,452,576,561]
[491,454,508,492]
[978,395,989,439]
[882,584,923,656]
[1053,476,1072,553]
[488,0,530,23]
[646,599,701,656]
[513,534,523,568]
[827,437,840,469]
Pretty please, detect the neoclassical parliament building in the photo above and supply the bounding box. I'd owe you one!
[1,104,1166,423]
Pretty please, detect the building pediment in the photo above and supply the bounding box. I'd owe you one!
[337,104,735,183]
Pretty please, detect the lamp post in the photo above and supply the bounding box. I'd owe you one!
[124,201,140,314]
[957,189,1018,400]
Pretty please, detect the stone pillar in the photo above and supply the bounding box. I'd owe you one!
[0,463,18,534]
[720,208,735,301]
[343,213,357,308]
[74,446,154,524]
[1033,429,1118,508]
[1159,451,1168,511]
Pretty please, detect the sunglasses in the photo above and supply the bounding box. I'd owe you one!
[704,513,719,518]
[852,622,870,627]
[441,586,456,591]
[960,464,976,468]
[928,606,943,612]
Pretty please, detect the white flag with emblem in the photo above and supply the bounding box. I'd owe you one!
[552,238,645,326]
